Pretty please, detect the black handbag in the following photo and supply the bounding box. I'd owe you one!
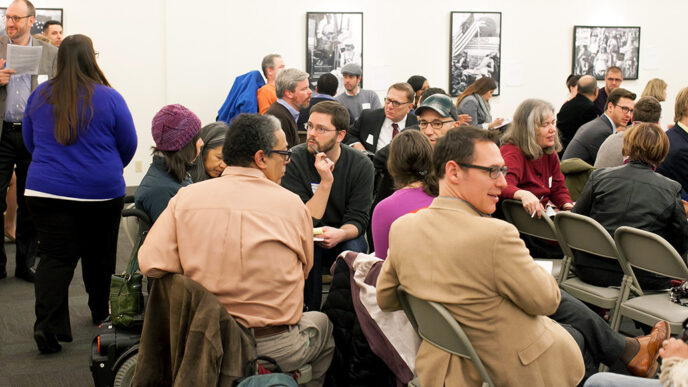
[109,231,145,328]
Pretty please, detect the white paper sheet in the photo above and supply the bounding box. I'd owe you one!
[6,45,43,75]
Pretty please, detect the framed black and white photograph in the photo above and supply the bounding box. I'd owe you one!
[0,8,63,37]
[306,12,363,91]
[572,26,640,80]
[450,11,501,97]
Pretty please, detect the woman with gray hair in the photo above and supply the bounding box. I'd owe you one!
[190,122,229,182]
[499,98,573,217]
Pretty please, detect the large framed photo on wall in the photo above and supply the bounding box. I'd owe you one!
[306,12,363,91]
[572,26,640,80]
[0,8,63,36]
[450,11,501,97]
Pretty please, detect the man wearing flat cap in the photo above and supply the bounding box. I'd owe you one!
[334,63,381,121]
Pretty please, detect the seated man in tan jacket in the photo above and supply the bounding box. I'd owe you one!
[138,113,334,387]
[377,127,668,386]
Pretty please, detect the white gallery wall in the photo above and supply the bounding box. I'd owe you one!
[28,0,688,185]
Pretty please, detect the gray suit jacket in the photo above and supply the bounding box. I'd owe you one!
[561,114,614,165]
[0,36,58,138]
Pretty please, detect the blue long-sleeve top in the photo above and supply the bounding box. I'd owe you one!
[22,83,138,199]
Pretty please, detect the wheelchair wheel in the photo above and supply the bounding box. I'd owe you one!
[113,353,137,387]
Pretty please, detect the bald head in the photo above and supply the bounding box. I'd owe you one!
[577,75,597,97]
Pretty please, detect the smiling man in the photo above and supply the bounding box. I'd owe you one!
[265,68,312,148]
[0,0,57,282]
[346,82,418,153]
[139,113,335,386]
[281,101,374,311]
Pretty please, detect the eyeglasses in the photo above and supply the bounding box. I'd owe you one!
[616,105,634,114]
[419,119,454,129]
[458,163,508,179]
[266,149,292,162]
[305,122,337,135]
[384,98,411,108]
[4,15,31,23]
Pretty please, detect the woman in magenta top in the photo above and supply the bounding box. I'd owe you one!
[372,130,437,259]
[500,99,573,217]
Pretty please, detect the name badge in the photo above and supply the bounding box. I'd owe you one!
[311,183,319,194]
[548,176,552,188]
[366,134,375,145]
[361,103,371,110]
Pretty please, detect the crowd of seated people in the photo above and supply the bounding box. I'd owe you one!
[6,16,688,384]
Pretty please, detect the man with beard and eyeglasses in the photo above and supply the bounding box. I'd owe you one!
[281,101,374,311]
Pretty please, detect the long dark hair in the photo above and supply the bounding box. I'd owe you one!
[154,131,201,183]
[41,34,110,145]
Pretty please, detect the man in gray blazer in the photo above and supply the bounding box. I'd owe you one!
[0,0,57,281]
[562,88,636,165]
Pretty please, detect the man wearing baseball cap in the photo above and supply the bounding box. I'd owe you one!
[334,63,382,121]
[135,104,203,223]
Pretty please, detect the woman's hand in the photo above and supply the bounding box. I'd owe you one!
[488,118,505,129]
[560,203,574,211]
[514,190,545,218]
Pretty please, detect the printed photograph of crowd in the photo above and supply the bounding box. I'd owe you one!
[572,26,640,80]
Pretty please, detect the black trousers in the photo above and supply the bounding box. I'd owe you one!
[0,124,37,274]
[27,196,123,339]
[552,289,627,379]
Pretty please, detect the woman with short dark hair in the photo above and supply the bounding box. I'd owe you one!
[573,123,688,289]
[22,34,137,354]
[190,122,228,182]
[371,130,437,259]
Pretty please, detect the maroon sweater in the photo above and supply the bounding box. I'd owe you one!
[500,144,573,208]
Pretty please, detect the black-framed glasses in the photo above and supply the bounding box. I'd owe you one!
[419,119,454,129]
[616,105,634,114]
[267,149,292,162]
[458,163,508,179]
[305,122,337,134]
[384,98,411,108]
[4,15,31,23]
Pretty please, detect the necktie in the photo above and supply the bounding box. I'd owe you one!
[392,123,399,138]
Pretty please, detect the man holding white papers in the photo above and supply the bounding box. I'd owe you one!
[0,0,57,281]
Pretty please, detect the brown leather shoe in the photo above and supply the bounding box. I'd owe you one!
[627,321,670,377]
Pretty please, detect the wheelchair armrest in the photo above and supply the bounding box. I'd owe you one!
[121,208,153,231]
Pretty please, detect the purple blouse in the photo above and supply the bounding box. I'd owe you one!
[371,187,434,259]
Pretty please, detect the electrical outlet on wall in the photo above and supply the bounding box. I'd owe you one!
[135,160,143,172]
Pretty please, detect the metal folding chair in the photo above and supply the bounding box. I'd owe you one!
[554,212,638,331]
[501,199,570,283]
[614,226,688,332]
[396,286,494,387]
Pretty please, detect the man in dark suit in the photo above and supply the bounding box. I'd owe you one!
[563,88,636,165]
[0,0,58,282]
[557,75,598,151]
[346,82,418,153]
[297,73,354,130]
[265,68,311,148]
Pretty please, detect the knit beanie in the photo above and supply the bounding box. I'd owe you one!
[152,104,202,151]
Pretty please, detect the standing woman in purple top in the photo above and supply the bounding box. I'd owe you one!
[22,34,137,354]
[372,130,437,259]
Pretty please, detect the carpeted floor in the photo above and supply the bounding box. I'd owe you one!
[0,219,134,387]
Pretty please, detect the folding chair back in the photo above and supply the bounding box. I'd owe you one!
[554,211,618,259]
[613,226,688,332]
[396,286,494,387]
[501,199,570,283]
[615,226,688,280]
